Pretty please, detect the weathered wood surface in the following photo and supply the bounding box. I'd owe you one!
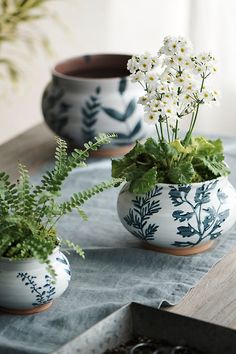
[1,123,236,329]
[0,124,56,181]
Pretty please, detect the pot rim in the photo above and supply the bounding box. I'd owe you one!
[52,53,132,82]
[0,246,60,264]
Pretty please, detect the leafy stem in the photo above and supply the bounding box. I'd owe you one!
[0,134,122,277]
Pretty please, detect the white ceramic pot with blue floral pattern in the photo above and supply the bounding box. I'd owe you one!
[0,248,71,314]
[42,54,149,157]
[117,177,236,255]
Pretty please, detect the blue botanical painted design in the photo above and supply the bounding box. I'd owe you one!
[42,84,71,138]
[17,272,56,306]
[56,254,71,277]
[119,77,127,95]
[124,186,163,240]
[102,98,136,122]
[81,86,101,140]
[109,120,145,146]
[169,180,230,247]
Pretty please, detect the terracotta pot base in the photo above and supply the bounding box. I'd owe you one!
[144,240,216,256]
[90,145,133,157]
[0,301,52,315]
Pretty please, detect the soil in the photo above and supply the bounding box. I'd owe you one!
[103,335,203,353]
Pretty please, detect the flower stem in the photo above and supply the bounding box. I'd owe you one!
[166,119,171,143]
[155,124,161,141]
[183,75,205,146]
[174,120,179,140]
[159,121,165,141]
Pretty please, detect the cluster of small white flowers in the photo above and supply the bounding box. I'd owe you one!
[127,36,219,125]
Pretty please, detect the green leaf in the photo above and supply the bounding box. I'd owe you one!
[170,139,193,154]
[130,167,157,194]
[194,156,230,178]
[113,136,230,192]
[208,138,225,157]
[192,136,215,156]
[160,141,179,159]
[143,138,161,158]
[112,159,129,179]
[167,162,195,184]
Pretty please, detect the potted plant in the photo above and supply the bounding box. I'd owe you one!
[112,36,236,255]
[0,0,59,84]
[0,133,121,314]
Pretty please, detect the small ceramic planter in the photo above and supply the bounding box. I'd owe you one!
[117,177,236,255]
[42,54,149,157]
[0,248,71,314]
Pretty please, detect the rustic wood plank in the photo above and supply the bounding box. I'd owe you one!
[167,245,236,329]
[1,123,236,330]
[0,123,56,181]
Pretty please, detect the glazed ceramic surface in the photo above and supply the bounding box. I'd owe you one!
[117,177,236,252]
[0,248,71,311]
[42,54,148,155]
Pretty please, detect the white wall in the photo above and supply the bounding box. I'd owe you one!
[0,0,235,144]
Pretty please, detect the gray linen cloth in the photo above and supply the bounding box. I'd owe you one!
[0,147,236,354]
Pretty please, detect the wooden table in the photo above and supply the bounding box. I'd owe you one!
[1,123,236,330]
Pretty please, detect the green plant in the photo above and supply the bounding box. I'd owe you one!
[112,36,230,194]
[0,133,121,275]
[0,0,57,82]
[112,136,230,194]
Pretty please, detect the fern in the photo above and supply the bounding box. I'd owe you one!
[59,179,122,214]
[17,163,36,216]
[0,134,122,277]
[34,133,116,194]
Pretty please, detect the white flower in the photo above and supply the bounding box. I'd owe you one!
[128,35,219,127]
[145,72,156,84]
[179,92,193,104]
[130,71,145,83]
[151,56,159,67]
[175,54,185,65]
[127,57,139,74]
[191,52,217,76]
[144,72,161,90]
[197,89,218,105]
[149,99,161,112]
[181,57,194,70]
[139,57,153,72]
[144,111,159,125]
[138,95,149,105]
[158,98,177,119]
[159,67,175,82]
[155,81,173,94]
[159,36,193,57]
[212,89,220,105]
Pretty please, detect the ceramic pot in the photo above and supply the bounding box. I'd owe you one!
[0,248,71,314]
[42,54,148,156]
[117,177,236,255]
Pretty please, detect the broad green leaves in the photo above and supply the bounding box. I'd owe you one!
[112,136,230,194]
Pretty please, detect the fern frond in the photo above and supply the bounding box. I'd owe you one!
[59,178,122,214]
[0,171,18,214]
[62,239,85,259]
[0,134,119,275]
[77,207,88,221]
[34,133,115,195]
[54,137,68,174]
[16,163,36,216]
